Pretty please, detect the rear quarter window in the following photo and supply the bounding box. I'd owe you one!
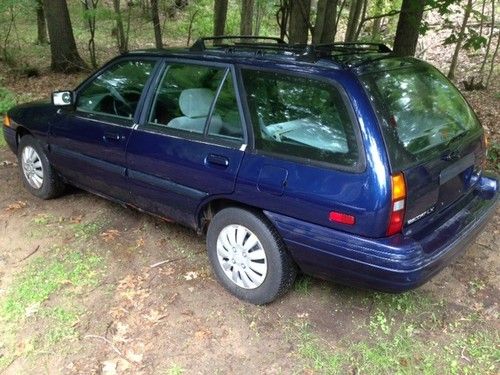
[241,69,360,169]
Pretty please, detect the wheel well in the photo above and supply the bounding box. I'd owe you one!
[198,199,263,234]
[16,126,31,146]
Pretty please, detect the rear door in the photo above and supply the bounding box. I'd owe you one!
[362,62,484,229]
[49,58,158,201]
[126,60,247,227]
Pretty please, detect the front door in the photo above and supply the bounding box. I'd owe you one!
[48,58,158,201]
[126,61,247,228]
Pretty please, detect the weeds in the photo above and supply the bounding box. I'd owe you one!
[0,248,101,322]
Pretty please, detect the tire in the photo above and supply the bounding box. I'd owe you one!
[206,207,297,304]
[17,135,65,199]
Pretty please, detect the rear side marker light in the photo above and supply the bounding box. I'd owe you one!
[329,211,356,225]
[3,114,11,127]
[387,172,407,236]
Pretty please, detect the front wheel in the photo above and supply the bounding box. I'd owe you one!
[18,135,65,199]
[206,207,297,304]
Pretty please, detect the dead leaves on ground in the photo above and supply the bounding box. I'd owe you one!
[4,200,27,212]
[101,229,120,242]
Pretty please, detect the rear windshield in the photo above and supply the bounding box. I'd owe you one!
[362,64,482,171]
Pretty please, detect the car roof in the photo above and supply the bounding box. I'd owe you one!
[124,36,413,75]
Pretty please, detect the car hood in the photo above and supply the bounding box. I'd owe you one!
[8,100,56,122]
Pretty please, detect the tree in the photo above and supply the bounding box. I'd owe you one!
[447,0,473,79]
[36,0,48,45]
[393,0,425,57]
[214,0,228,37]
[345,0,364,42]
[81,0,99,68]
[240,0,254,35]
[151,0,162,48]
[42,0,86,72]
[112,0,128,53]
[288,0,311,44]
[313,0,338,44]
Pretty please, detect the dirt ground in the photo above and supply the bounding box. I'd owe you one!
[0,135,499,374]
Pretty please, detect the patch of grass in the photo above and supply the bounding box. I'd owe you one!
[166,363,185,375]
[40,307,80,345]
[0,248,102,322]
[0,130,6,148]
[297,328,344,374]
[294,275,313,295]
[72,220,103,240]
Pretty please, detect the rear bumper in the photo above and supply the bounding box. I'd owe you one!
[264,178,498,292]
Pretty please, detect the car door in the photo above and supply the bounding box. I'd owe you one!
[48,57,159,201]
[126,60,247,228]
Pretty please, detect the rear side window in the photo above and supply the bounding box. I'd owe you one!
[241,70,359,168]
[362,65,482,170]
[149,64,243,140]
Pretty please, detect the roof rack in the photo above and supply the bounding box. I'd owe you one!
[189,36,392,65]
[190,36,286,52]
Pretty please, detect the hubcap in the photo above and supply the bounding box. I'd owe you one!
[21,146,44,189]
[216,224,267,289]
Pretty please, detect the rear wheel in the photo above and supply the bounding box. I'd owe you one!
[18,135,65,199]
[206,207,297,304]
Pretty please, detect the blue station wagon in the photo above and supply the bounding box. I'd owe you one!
[3,37,498,304]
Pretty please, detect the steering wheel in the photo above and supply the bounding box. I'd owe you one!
[108,86,135,117]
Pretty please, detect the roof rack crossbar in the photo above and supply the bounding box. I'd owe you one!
[313,42,392,53]
[191,36,286,52]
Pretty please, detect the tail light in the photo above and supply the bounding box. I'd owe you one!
[387,172,406,236]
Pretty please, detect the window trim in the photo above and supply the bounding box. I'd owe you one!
[73,56,161,126]
[136,58,248,149]
[236,64,366,173]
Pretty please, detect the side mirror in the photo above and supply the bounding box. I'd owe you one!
[52,91,74,106]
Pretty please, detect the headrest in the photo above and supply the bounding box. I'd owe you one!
[179,88,214,118]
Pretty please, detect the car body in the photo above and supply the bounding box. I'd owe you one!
[3,37,498,304]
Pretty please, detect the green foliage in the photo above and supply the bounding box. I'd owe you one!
[486,142,500,171]
[0,84,15,114]
[0,248,102,322]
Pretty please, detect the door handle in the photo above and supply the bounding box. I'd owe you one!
[206,154,229,167]
[103,132,124,142]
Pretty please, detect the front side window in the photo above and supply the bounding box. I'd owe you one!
[77,59,156,119]
[242,70,359,168]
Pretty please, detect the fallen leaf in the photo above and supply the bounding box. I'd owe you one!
[5,201,27,212]
[101,359,118,375]
[184,271,198,281]
[125,349,143,363]
[101,229,120,242]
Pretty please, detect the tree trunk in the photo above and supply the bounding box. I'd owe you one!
[240,0,254,35]
[447,0,473,80]
[345,0,364,42]
[288,0,311,44]
[478,0,495,82]
[370,0,384,40]
[313,0,338,44]
[393,0,425,57]
[36,0,48,45]
[214,0,228,37]
[151,0,162,48]
[42,0,86,72]
[254,0,263,36]
[113,0,128,53]
[485,29,499,88]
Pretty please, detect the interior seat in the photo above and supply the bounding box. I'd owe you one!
[167,88,222,133]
